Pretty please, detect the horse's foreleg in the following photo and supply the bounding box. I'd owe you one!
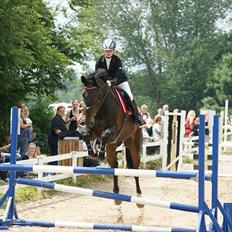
[85,137,96,157]
[99,127,117,160]
[134,177,142,195]
[113,175,119,194]
[106,143,121,205]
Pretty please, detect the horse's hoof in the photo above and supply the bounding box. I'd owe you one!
[136,193,144,208]
[136,203,144,208]
[114,200,122,205]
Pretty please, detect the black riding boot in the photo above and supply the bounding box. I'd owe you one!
[131,100,146,128]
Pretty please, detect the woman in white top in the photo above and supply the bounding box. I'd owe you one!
[152,115,162,141]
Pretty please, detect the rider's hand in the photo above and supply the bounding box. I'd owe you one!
[106,80,111,87]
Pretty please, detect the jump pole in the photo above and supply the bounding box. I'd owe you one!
[16,177,198,213]
[0,164,212,180]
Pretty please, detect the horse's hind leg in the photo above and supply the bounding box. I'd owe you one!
[125,147,142,195]
[106,143,122,205]
[125,135,144,208]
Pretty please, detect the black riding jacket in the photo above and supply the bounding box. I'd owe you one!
[95,54,128,85]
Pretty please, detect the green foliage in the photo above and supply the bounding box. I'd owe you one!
[202,52,232,113]
[0,0,95,146]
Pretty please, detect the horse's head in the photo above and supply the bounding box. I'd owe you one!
[81,70,108,128]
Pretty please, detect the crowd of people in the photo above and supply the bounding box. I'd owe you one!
[0,102,41,180]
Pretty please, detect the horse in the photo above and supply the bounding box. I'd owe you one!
[80,70,143,206]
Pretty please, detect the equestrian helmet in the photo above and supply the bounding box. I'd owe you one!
[102,38,116,50]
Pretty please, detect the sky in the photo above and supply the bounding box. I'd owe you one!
[45,0,232,75]
[46,0,232,30]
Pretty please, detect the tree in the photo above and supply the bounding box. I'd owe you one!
[202,52,232,112]
[72,0,232,113]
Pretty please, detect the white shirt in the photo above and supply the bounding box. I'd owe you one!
[105,57,112,70]
[152,123,162,141]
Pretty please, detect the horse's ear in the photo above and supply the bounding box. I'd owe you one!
[81,75,87,85]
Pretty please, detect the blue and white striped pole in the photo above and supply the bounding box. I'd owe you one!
[16,178,198,213]
[0,107,19,228]
[0,164,211,180]
[14,219,196,232]
[196,115,206,232]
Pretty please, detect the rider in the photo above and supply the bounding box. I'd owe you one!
[95,38,146,128]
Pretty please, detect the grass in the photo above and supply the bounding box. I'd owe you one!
[183,155,194,164]
[57,174,110,187]
[140,157,162,170]
[223,148,232,156]
[0,186,53,209]
[0,174,110,209]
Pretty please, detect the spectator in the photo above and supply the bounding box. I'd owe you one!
[0,136,10,153]
[48,105,67,165]
[146,118,154,137]
[24,106,33,142]
[142,126,153,142]
[17,103,32,157]
[23,143,38,160]
[152,115,162,141]
[140,104,151,121]
[65,99,80,131]
[157,108,163,117]
[31,131,42,155]
[185,110,196,137]
[77,101,86,125]
[190,117,200,137]
[162,104,169,116]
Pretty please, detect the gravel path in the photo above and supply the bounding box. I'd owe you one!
[1,155,232,232]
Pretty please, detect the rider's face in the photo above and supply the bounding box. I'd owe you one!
[104,49,114,58]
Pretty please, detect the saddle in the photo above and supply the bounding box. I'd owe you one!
[113,88,132,116]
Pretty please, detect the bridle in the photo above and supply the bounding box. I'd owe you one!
[84,84,110,117]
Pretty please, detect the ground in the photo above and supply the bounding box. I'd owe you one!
[1,155,232,232]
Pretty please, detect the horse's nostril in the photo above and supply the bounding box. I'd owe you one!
[90,121,94,127]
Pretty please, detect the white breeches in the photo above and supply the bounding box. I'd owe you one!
[117,81,133,101]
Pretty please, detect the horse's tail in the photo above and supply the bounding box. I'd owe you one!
[125,148,133,169]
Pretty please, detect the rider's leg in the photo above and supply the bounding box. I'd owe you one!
[117,81,146,127]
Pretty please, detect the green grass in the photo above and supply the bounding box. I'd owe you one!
[183,155,194,164]
[0,186,53,208]
[223,148,232,156]
[140,158,162,170]
[57,174,110,187]
[0,174,110,209]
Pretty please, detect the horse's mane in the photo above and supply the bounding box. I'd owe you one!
[82,68,109,89]
[94,68,109,80]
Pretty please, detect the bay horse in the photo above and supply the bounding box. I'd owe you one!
[81,70,143,204]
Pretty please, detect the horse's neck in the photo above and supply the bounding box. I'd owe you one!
[96,87,123,122]
[98,88,117,114]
